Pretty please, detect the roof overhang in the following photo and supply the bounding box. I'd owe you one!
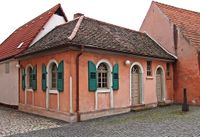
[17,42,176,62]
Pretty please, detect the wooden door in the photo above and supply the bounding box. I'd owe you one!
[156,69,163,102]
[132,73,140,105]
[131,65,140,105]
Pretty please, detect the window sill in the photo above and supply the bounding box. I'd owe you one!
[49,89,58,94]
[26,88,33,92]
[97,88,111,93]
[146,76,153,80]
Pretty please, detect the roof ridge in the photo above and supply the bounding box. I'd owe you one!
[68,16,84,40]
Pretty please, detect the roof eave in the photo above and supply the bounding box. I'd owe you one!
[16,42,176,62]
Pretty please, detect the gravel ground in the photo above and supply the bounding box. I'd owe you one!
[0,106,66,137]
[4,105,200,137]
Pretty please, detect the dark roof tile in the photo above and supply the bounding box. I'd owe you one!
[20,16,175,60]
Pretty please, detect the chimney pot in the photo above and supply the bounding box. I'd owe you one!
[74,13,84,19]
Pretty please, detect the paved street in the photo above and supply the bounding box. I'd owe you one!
[0,106,65,137]
[2,105,200,137]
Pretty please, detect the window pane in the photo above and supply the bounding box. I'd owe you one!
[97,63,109,88]
[27,67,32,88]
[51,63,57,89]
[166,63,170,76]
[147,61,152,76]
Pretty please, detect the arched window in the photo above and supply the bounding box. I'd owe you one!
[50,63,57,89]
[97,63,109,88]
[27,66,33,89]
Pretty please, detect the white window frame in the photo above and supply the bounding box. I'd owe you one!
[97,63,109,89]
[47,59,59,94]
[95,59,114,110]
[130,62,144,105]
[96,59,113,93]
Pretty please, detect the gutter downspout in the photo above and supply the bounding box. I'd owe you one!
[18,60,20,109]
[68,14,84,122]
[76,45,84,122]
[173,60,177,103]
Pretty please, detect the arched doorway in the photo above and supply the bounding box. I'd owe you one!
[156,67,164,102]
[131,64,143,105]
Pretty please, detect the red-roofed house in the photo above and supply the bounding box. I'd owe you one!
[140,1,200,104]
[0,4,67,107]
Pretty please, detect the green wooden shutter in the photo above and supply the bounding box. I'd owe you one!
[57,60,64,92]
[88,61,97,91]
[42,64,47,91]
[112,64,119,90]
[32,65,37,91]
[22,68,26,91]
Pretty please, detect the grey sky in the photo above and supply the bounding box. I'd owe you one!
[0,0,200,43]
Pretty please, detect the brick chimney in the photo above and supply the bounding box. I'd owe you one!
[74,13,84,19]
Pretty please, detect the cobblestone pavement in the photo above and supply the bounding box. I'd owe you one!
[0,106,66,137]
[6,105,200,137]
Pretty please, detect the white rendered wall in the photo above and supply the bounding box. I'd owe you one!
[0,60,19,106]
[30,14,66,46]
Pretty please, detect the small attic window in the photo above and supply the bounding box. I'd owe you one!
[17,42,24,49]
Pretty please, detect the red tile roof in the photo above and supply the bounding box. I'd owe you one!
[0,4,67,61]
[154,1,200,50]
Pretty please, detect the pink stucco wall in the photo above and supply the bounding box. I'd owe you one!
[19,50,174,115]
[78,52,173,113]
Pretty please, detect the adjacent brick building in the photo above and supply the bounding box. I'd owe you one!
[140,1,200,104]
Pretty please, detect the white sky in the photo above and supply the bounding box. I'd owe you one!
[0,0,200,44]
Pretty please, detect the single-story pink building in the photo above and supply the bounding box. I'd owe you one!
[17,14,176,122]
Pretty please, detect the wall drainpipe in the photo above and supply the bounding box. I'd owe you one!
[18,60,20,109]
[76,45,84,122]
